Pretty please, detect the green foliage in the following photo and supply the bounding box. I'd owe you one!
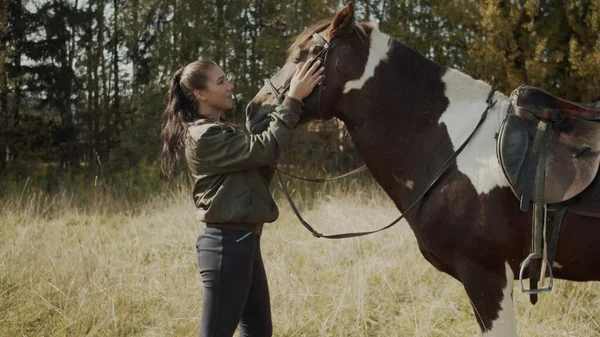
[468,0,600,100]
[2,0,600,196]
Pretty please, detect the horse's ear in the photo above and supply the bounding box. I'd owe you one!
[328,3,354,40]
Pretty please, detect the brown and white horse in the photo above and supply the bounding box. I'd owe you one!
[246,4,600,336]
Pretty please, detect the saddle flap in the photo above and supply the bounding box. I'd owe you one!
[544,119,600,203]
[497,114,530,188]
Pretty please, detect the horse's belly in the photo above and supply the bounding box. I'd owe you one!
[554,211,600,281]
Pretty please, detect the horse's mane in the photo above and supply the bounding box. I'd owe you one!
[287,19,371,57]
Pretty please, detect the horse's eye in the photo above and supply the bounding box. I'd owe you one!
[292,58,300,64]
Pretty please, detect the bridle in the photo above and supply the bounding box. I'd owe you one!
[264,26,354,121]
[263,26,498,240]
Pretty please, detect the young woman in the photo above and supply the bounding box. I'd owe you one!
[161,59,323,337]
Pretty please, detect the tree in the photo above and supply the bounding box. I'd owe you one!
[2,0,599,187]
[468,0,600,101]
[0,0,8,170]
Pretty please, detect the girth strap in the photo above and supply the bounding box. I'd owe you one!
[545,205,567,267]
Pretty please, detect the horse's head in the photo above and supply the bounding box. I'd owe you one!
[246,3,372,133]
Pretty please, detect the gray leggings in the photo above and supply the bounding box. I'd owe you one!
[196,227,272,337]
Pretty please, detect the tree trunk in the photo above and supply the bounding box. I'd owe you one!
[68,0,80,168]
[94,0,104,163]
[0,3,7,170]
[112,0,120,136]
[9,0,24,165]
[85,0,95,169]
[214,0,225,67]
[12,0,22,127]
[131,0,139,97]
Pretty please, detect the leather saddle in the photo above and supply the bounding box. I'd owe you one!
[496,84,600,304]
[498,85,600,206]
[517,86,600,122]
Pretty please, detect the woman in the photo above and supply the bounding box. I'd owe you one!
[161,58,323,337]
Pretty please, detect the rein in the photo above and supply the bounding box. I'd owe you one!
[278,88,498,239]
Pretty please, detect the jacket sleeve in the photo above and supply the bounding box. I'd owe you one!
[191,97,303,174]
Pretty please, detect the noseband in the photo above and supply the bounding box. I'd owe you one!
[264,26,353,121]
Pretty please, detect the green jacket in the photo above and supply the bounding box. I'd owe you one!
[184,97,303,234]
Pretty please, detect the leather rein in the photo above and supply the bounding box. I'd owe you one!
[264,28,498,239]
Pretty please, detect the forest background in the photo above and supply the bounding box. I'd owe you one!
[1,0,600,197]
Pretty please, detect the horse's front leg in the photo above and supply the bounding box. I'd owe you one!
[456,258,518,336]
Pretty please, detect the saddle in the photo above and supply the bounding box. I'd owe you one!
[497,85,600,304]
[499,86,600,205]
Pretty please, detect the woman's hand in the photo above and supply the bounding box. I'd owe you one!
[288,59,325,101]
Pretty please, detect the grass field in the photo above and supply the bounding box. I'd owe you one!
[1,181,599,336]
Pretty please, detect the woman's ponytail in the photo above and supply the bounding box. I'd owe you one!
[161,66,192,179]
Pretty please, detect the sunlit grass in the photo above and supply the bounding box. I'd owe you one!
[1,180,599,336]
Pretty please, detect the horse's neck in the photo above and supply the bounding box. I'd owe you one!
[343,64,511,212]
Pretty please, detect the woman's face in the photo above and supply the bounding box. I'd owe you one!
[196,65,234,111]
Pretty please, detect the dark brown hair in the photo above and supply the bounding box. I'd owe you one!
[161,60,217,178]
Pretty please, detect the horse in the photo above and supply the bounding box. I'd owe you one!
[245,3,600,336]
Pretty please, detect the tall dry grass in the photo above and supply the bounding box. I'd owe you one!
[1,179,599,336]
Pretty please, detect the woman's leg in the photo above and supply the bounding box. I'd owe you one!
[239,239,272,337]
[196,228,259,337]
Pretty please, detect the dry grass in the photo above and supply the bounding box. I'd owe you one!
[1,182,599,336]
